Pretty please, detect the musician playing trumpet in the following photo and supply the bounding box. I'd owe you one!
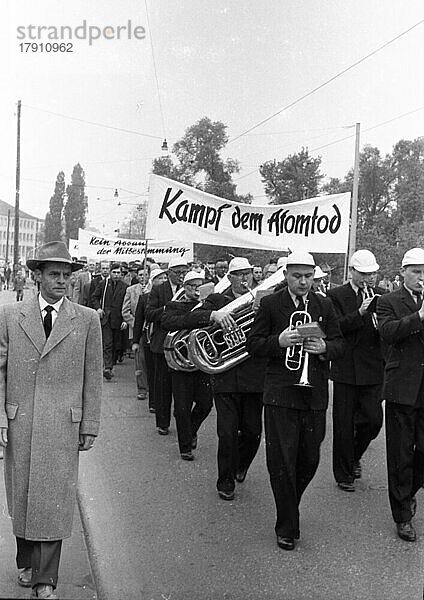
[327,249,385,492]
[248,251,344,551]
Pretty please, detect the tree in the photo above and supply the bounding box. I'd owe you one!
[44,171,65,242]
[64,164,87,243]
[391,138,424,224]
[152,117,251,203]
[119,204,147,239]
[260,148,324,204]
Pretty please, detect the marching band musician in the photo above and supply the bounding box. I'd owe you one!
[193,257,265,501]
[328,250,385,492]
[145,258,189,435]
[377,248,424,542]
[247,251,344,551]
[161,271,213,461]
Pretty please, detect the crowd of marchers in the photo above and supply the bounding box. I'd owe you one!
[1,241,423,600]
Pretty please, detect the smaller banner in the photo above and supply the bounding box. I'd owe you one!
[77,229,193,262]
[68,238,79,257]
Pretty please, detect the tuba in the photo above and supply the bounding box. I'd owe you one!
[187,268,286,374]
[285,299,312,386]
[164,276,230,372]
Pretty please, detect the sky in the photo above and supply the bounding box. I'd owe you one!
[1,1,423,234]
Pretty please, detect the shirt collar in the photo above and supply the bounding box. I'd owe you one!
[403,283,421,298]
[38,293,64,312]
[288,288,308,304]
[350,281,360,294]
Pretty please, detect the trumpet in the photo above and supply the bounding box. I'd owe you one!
[285,299,312,387]
[362,282,379,329]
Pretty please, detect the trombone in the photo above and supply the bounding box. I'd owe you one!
[285,299,312,387]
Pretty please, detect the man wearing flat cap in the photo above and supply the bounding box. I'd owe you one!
[377,247,424,542]
[0,241,102,599]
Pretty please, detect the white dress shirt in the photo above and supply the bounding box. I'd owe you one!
[38,294,64,327]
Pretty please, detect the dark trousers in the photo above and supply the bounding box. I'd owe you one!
[16,537,62,589]
[172,370,213,453]
[385,402,424,522]
[214,392,263,490]
[16,290,24,301]
[144,344,155,410]
[265,404,326,538]
[332,382,383,483]
[153,352,172,429]
[101,323,122,369]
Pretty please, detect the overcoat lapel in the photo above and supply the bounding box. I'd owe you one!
[18,296,45,355]
[41,298,76,358]
[278,289,296,320]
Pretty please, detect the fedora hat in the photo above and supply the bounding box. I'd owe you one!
[27,241,84,272]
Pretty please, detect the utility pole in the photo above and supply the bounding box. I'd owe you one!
[5,209,10,264]
[344,122,361,280]
[13,100,21,274]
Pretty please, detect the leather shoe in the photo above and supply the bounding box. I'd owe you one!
[218,489,235,501]
[353,460,362,479]
[157,427,169,435]
[411,496,417,518]
[31,584,58,599]
[396,521,416,542]
[337,481,355,492]
[18,567,32,587]
[137,393,147,400]
[103,369,112,380]
[149,407,156,413]
[235,468,248,483]
[277,536,295,551]
[181,451,194,461]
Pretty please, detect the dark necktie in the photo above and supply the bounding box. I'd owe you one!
[43,305,54,339]
[413,291,423,310]
[356,289,363,308]
[296,295,306,311]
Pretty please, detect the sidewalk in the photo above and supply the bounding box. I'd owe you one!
[0,466,96,599]
[78,360,424,600]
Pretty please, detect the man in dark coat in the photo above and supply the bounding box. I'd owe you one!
[92,263,128,379]
[248,251,344,551]
[377,247,424,542]
[194,257,266,501]
[145,258,189,434]
[328,249,385,491]
[161,270,213,460]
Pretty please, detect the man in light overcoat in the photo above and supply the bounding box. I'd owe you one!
[0,241,102,600]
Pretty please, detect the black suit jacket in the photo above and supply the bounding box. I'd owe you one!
[91,278,128,329]
[328,283,385,385]
[247,288,344,409]
[377,285,424,406]
[145,281,174,353]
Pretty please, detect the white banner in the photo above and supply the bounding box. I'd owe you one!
[77,229,193,262]
[69,238,79,256]
[146,175,351,253]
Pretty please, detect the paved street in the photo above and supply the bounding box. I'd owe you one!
[80,359,424,600]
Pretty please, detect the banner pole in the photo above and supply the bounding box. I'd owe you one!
[345,122,360,281]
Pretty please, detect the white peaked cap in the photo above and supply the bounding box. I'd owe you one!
[183,270,205,284]
[277,256,288,269]
[285,251,315,267]
[314,266,327,279]
[150,268,166,281]
[401,247,424,267]
[228,257,253,273]
[349,249,379,273]
[167,257,189,270]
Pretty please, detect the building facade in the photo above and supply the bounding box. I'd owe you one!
[0,200,43,264]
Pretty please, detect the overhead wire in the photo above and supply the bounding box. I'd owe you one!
[144,0,167,139]
[228,17,424,144]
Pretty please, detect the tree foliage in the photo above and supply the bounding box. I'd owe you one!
[152,116,251,203]
[64,164,87,243]
[44,171,65,242]
[260,148,324,204]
